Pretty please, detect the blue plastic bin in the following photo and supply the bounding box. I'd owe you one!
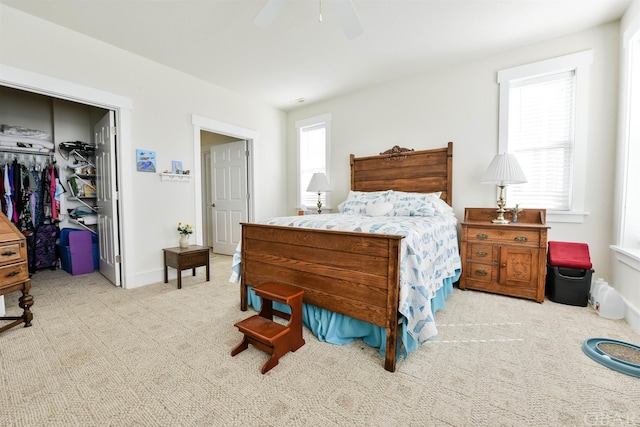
[59,228,99,273]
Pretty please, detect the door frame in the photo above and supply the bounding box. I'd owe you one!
[191,115,256,246]
[0,63,132,288]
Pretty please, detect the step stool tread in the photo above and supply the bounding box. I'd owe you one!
[234,315,288,342]
[254,282,304,303]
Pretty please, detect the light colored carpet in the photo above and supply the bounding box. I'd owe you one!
[1,255,639,426]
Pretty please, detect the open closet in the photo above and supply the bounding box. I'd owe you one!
[0,85,111,276]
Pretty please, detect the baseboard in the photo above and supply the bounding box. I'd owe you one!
[623,297,640,335]
[124,268,177,289]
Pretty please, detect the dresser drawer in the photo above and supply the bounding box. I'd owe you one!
[0,242,26,266]
[0,262,29,287]
[467,243,497,262]
[465,262,498,282]
[466,227,540,245]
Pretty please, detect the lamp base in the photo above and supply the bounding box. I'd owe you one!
[492,217,511,225]
[492,185,510,224]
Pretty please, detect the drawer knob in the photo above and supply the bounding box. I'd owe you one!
[7,271,19,277]
[476,233,488,240]
[475,250,488,257]
[474,269,488,276]
[514,236,528,242]
[2,250,16,256]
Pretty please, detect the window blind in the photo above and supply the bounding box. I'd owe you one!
[300,124,327,208]
[507,71,575,210]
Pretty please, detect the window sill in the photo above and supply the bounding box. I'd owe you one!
[546,210,589,224]
[298,208,333,215]
[611,245,640,272]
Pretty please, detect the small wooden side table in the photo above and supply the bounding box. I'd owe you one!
[163,245,210,289]
[1,280,33,333]
[0,213,33,333]
[460,208,549,302]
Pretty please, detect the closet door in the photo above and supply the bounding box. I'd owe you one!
[95,111,120,286]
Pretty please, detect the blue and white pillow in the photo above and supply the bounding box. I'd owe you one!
[388,191,442,217]
[341,190,391,215]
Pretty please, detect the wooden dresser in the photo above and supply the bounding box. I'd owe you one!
[0,213,34,333]
[459,208,549,303]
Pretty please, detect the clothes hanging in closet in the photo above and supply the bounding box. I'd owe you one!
[0,157,64,231]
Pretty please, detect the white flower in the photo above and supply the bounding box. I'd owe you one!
[177,222,193,236]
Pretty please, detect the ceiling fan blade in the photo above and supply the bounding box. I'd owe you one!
[253,0,286,28]
[331,0,363,40]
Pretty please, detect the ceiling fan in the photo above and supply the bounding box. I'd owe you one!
[253,0,364,40]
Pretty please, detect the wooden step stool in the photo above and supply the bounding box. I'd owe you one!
[231,282,305,374]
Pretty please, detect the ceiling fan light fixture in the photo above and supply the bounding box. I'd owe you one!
[254,0,363,39]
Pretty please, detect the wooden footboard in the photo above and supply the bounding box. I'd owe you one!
[240,223,403,372]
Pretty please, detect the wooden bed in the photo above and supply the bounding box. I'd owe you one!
[239,142,453,372]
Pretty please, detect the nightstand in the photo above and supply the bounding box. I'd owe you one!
[459,208,550,302]
[163,245,210,289]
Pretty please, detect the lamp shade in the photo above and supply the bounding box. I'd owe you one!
[306,172,330,192]
[480,153,527,185]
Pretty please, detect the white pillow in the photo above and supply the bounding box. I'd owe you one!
[365,202,393,217]
[431,197,455,215]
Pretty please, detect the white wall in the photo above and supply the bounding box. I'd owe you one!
[612,0,640,333]
[0,5,288,288]
[287,22,620,282]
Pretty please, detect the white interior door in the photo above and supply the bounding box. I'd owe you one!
[210,140,248,255]
[95,111,121,286]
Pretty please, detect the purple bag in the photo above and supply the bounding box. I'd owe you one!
[32,223,59,270]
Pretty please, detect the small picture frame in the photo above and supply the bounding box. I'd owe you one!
[171,160,183,174]
[136,149,156,173]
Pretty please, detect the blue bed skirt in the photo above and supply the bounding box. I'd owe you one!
[246,269,461,359]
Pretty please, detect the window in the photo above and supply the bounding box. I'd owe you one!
[497,50,593,223]
[296,113,331,209]
[620,31,640,250]
[612,22,640,270]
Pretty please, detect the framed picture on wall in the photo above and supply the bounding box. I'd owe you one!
[172,160,183,174]
[136,149,156,173]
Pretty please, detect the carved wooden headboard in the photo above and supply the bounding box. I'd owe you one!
[349,141,453,205]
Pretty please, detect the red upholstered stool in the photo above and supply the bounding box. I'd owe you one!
[546,241,594,306]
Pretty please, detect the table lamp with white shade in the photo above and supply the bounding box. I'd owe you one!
[480,153,527,224]
[306,172,330,214]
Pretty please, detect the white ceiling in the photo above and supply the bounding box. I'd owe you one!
[1,0,631,111]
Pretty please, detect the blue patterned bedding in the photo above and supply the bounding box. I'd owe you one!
[230,213,461,356]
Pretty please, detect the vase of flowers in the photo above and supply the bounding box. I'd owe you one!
[177,222,193,248]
